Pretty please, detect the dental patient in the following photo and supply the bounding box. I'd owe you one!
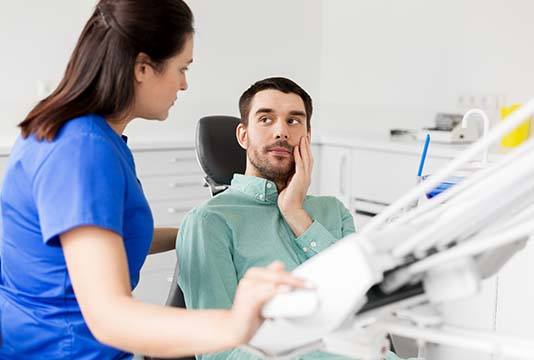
[177,77,400,359]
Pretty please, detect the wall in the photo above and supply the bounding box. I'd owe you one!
[318,0,534,138]
[0,0,322,145]
[0,1,96,145]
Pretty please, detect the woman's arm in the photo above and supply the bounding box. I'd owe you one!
[149,227,179,254]
[60,226,303,358]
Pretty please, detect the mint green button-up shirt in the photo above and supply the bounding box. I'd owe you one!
[176,174,358,359]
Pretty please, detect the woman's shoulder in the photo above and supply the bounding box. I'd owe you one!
[56,114,113,141]
[11,114,122,176]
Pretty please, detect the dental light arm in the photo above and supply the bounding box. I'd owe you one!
[245,101,534,359]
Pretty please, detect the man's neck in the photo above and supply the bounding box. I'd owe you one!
[244,168,287,193]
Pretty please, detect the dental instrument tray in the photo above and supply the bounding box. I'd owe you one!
[417,113,479,144]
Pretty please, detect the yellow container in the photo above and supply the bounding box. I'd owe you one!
[500,103,531,147]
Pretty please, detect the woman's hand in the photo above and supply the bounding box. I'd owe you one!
[228,261,307,345]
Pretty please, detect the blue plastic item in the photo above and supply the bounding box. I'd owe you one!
[422,175,464,199]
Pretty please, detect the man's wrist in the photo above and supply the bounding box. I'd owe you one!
[279,205,303,219]
[280,208,313,237]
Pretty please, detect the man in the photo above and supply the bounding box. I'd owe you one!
[177,77,390,359]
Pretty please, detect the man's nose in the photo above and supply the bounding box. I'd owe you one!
[273,120,289,140]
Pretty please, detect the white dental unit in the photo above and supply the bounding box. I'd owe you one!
[243,101,534,359]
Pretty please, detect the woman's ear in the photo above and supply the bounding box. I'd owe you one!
[236,123,248,150]
[134,52,153,83]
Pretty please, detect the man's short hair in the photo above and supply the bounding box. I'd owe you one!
[238,77,313,129]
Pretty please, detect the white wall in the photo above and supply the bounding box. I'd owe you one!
[0,0,322,145]
[318,0,534,137]
[128,0,322,142]
[0,1,96,145]
[4,1,534,141]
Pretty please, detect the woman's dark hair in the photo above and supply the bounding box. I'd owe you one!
[19,0,194,141]
[238,77,313,129]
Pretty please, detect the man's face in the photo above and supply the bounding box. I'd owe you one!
[237,89,310,183]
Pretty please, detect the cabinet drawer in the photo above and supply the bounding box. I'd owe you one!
[141,175,209,201]
[351,149,450,204]
[133,149,201,176]
[150,198,206,226]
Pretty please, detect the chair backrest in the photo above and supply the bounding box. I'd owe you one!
[195,115,246,196]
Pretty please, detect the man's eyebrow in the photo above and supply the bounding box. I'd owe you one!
[288,110,306,117]
[255,108,275,115]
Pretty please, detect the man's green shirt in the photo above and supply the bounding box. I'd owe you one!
[177,174,356,359]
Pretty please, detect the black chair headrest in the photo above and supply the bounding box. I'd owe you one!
[195,115,246,186]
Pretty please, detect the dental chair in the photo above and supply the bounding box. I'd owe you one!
[147,115,245,360]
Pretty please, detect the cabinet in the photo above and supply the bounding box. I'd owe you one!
[318,145,352,208]
[318,141,460,226]
[131,146,210,305]
[351,148,451,205]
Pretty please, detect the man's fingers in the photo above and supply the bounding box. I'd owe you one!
[300,136,312,174]
[306,136,314,172]
[294,141,303,171]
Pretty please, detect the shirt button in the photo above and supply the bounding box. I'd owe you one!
[267,183,272,189]
[310,241,317,248]
[303,247,308,252]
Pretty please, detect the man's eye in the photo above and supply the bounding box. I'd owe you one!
[260,117,271,123]
[288,118,301,124]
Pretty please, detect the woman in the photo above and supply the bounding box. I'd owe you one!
[0,1,305,358]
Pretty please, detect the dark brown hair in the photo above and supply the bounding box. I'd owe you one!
[19,0,194,141]
[238,77,313,129]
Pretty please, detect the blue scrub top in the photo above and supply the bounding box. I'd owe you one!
[0,114,154,359]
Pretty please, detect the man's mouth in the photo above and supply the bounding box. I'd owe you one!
[268,147,292,157]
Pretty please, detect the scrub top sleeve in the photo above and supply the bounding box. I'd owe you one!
[32,134,126,245]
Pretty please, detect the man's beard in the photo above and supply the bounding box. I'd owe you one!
[248,140,295,184]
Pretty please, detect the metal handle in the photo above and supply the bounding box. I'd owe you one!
[167,206,189,214]
[168,181,202,188]
[169,157,190,163]
[355,209,377,217]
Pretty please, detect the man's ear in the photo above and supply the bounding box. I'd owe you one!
[134,52,154,83]
[236,123,248,150]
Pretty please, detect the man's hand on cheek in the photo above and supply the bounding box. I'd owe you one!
[278,136,314,237]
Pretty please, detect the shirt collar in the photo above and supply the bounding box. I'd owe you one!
[231,174,279,203]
